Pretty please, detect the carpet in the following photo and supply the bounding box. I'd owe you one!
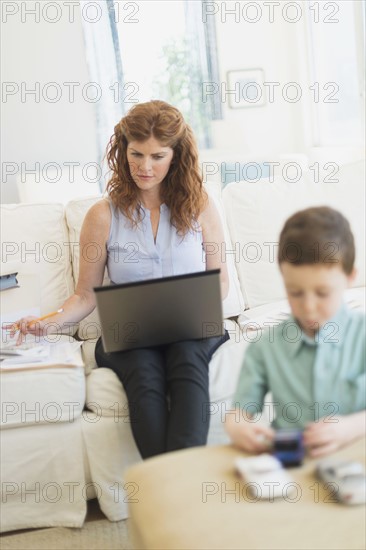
[0,499,134,550]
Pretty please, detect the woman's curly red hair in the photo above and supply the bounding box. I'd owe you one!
[105,100,207,235]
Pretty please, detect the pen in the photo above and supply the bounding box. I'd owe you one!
[12,308,64,331]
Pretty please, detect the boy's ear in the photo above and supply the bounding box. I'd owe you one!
[347,267,358,286]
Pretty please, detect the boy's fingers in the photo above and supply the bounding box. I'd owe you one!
[258,425,275,438]
[308,441,337,458]
[243,439,262,454]
[303,424,325,443]
[254,426,275,444]
[246,433,270,454]
[304,425,332,445]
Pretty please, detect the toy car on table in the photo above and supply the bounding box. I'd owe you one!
[316,458,366,505]
[235,454,295,500]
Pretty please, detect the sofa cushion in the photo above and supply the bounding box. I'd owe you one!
[1,419,87,532]
[81,337,100,375]
[0,203,76,335]
[207,188,246,316]
[0,364,85,429]
[222,161,365,308]
[86,368,129,417]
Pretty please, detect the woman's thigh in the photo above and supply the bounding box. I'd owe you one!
[95,337,166,388]
[164,330,230,371]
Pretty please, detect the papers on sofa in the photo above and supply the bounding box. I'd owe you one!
[0,342,50,364]
[0,337,83,369]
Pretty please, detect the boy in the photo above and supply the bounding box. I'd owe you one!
[226,206,365,457]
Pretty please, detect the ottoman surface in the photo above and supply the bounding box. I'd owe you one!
[125,438,366,550]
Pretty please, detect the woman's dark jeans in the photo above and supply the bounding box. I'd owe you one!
[95,331,230,458]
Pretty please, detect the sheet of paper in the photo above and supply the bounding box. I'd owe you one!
[0,340,83,370]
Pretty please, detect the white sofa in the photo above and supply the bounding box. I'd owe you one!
[0,160,364,532]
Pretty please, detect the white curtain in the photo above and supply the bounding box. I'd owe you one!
[80,0,124,191]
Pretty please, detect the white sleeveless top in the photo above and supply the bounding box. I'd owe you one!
[106,199,205,284]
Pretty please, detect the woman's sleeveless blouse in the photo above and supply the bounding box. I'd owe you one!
[106,199,205,284]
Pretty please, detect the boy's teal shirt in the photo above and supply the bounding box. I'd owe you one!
[233,303,366,429]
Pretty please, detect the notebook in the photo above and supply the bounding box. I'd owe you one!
[93,269,223,353]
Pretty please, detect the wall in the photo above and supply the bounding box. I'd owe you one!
[209,3,308,156]
[1,2,98,203]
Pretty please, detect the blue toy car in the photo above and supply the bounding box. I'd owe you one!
[272,429,304,467]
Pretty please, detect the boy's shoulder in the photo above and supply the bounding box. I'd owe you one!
[347,307,366,323]
[344,307,366,338]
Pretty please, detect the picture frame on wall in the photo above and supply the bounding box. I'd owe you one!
[226,68,266,108]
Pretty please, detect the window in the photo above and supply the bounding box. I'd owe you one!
[115,0,220,148]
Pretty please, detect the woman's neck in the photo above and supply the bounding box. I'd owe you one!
[139,192,163,211]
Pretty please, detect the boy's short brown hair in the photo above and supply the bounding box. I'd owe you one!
[278,206,355,274]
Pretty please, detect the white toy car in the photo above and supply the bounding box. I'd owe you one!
[316,458,366,505]
[235,453,295,500]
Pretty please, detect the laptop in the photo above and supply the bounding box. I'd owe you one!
[93,269,223,353]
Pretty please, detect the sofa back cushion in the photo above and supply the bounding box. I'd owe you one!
[206,188,245,317]
[222,161,365,308]
[65,192,245,341]
[0,203,75,335]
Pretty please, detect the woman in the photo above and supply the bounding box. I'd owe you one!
[9,100,229,458]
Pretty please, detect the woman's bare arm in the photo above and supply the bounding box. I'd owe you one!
[200,196,229,300]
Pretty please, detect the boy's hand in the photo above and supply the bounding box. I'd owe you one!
[225,409,275,454]
[303,414,364,457]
